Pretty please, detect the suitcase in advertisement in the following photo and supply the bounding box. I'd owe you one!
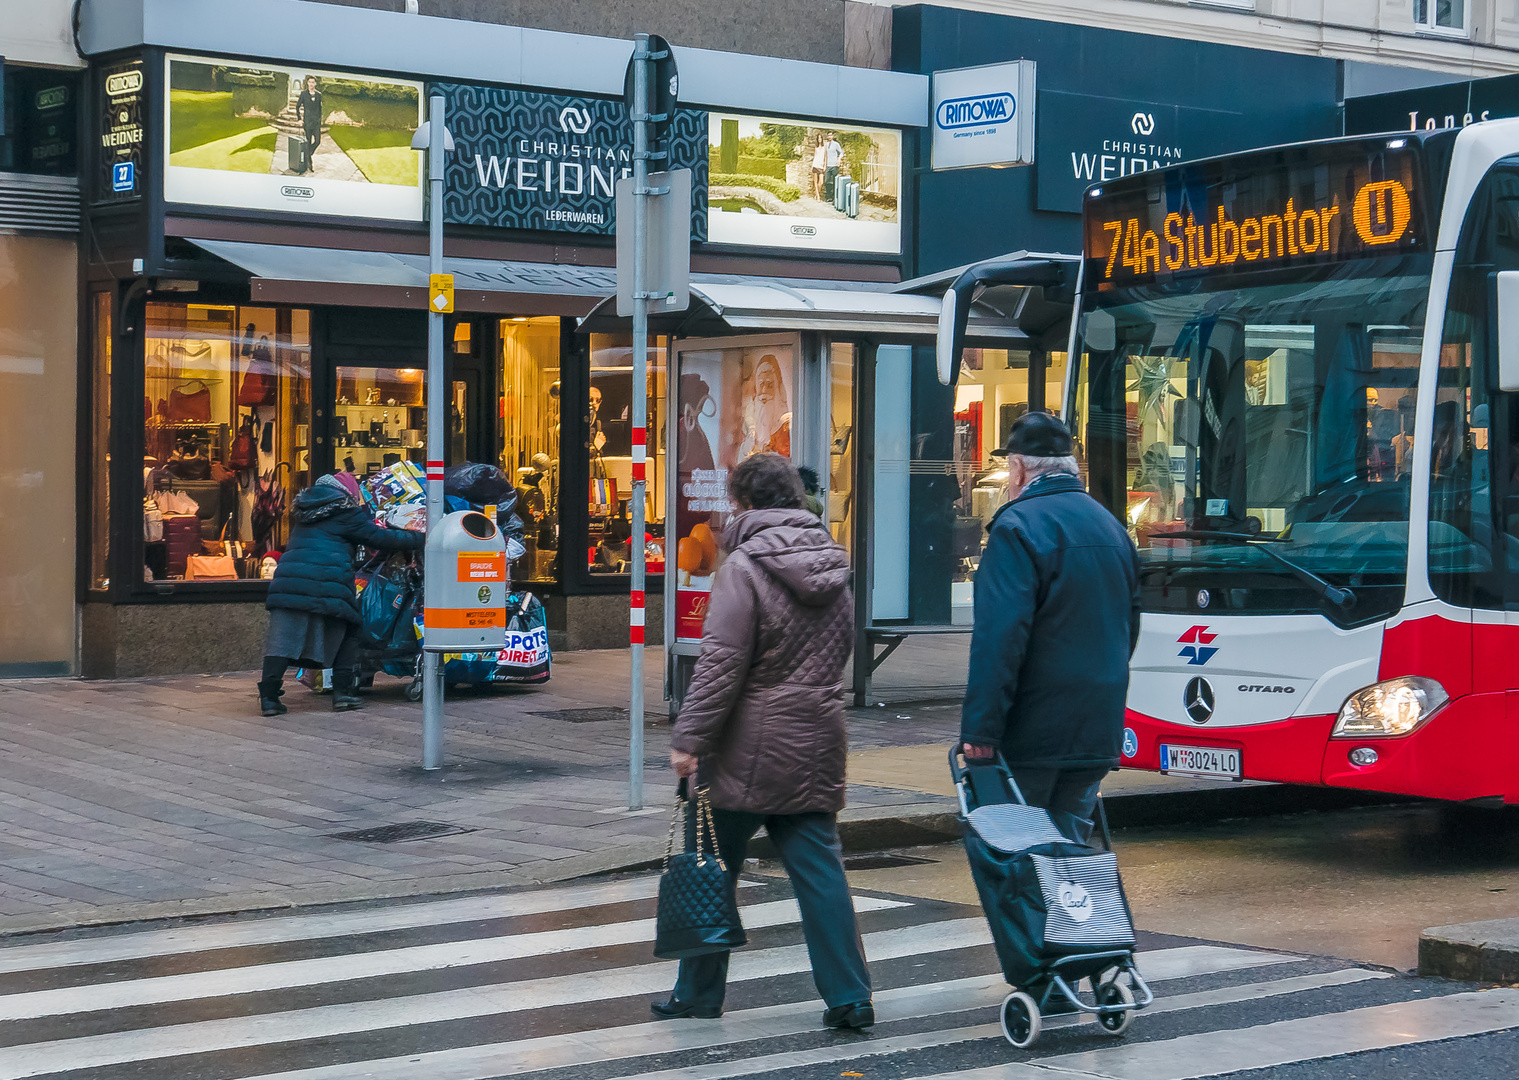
[845,180,860,219]
[288,134,308,174]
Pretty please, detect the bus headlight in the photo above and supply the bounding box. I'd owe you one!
[1332,677,1449,738]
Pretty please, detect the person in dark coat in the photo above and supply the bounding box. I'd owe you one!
[295,75,322,175]
[959,413,1142,840]
[658,453,873,1031]
[258,473,424,715]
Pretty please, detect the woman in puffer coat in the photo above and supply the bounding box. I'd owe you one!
[656,453,873,1030]
[258,473,424,716]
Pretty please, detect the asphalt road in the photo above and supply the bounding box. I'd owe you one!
[2,801,1516,1080]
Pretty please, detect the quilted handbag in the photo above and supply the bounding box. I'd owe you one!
[653,782,747,960]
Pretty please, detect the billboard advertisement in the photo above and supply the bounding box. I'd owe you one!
[163,56,424,220]
[706,114,901,254]
[437,83,708,238]
[673,342,796,643]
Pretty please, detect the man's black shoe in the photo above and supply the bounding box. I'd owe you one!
[822,1001,875,1029]
[259,697,287,717]
[332,694,363,712]
[650,998,721,1020]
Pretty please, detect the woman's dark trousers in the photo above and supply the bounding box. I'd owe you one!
[671,807,871,1011]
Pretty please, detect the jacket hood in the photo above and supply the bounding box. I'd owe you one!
[724,508,849,606]
[292,484,354,523]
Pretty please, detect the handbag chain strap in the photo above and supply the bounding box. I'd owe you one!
[662,784,727,873]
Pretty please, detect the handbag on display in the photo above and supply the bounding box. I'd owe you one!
[184,553,238,581]
[168,381,212,424]
[229,417,258,470]
[238,337,278,406]
[143,499,163,543]
[652,781,747,960]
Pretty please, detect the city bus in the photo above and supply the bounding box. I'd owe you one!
[940,121,1519,803]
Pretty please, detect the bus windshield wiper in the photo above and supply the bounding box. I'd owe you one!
[1162,531,1356,612]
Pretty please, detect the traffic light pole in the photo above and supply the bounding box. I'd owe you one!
[628,34,651,811]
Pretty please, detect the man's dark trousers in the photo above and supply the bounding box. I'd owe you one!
[672,808,871,1011]
[1009,767,1108,843]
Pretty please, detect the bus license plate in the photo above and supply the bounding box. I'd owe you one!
[1159,744,1242,780]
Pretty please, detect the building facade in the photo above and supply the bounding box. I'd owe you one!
[71,0,928,677]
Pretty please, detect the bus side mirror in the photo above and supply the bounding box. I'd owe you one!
[1497,271,1519,391]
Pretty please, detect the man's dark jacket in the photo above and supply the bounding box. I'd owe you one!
[266,485,423,624]
[960,472,1142,770]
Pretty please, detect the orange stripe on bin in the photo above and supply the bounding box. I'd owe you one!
[426,608,507,629]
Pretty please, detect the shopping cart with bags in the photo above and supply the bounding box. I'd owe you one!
[950,747,1153,1049]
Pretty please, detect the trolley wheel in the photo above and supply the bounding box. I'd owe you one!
[999,991,1041,1049]
[405,679,424,702]
[1094,980,1135,1036]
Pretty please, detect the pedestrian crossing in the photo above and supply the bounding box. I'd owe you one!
[0,870,1513,1080]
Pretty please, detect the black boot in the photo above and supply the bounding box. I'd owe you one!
[257,679,286,717]
[331,669,362,712]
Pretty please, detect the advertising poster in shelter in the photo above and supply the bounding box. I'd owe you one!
[674,343,796,642]
[706,113,901,254]
[163,55,424,220]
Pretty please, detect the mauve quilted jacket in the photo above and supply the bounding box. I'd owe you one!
[671,508,854,816]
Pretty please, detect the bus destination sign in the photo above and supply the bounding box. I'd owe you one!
[1082,141,1428,289]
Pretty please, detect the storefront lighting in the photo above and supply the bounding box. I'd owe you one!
[1332,676,1448,738]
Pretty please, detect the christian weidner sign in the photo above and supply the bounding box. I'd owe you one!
[436,82,708,239]
[930,61,1037,171]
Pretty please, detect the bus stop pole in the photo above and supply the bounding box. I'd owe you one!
[628,35,650,811]
[423,93,447,771]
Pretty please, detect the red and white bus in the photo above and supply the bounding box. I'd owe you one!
[947,122,1519,803]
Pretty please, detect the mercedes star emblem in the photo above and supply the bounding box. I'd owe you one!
[1183,676,1216,724]
[1196,589,1211,609]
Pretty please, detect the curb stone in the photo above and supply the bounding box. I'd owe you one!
[1420,918,1519,982]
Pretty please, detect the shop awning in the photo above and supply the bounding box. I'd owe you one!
[578,277,1033,344]
[187,239,621,316]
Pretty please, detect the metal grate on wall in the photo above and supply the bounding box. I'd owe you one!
[0,172,81,235]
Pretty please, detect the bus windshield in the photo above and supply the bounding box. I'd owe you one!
[1071,260,1431,627]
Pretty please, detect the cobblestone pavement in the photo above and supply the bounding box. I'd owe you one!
[0,646,965,934]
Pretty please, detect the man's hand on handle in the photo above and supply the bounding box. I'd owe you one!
[670,750,699,778]
[960,742,997,761]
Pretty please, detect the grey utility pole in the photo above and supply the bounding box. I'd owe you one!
[418,93,450,770]
[627,35,652,811]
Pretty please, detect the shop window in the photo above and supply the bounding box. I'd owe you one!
[499,317,561,583]
[143,303,311,584]
[1414,0,1465,33]
[944,349,1067,623]
[829,342,856,552]
[588,334,666,575]
[90,291,112,591]
[1,66,78,176]
[335,366,425,479]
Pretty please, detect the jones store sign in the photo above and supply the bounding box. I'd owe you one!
[1035,90,1243,213]
[437,83,708,239]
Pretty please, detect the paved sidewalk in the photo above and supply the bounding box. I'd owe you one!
[0,649,967,935]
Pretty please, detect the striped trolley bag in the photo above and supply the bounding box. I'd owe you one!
[950,747,1153,1049]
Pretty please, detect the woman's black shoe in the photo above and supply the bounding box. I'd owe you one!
[650,998,722,1020]
[823,1001,875,1029]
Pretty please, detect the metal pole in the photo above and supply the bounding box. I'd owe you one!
[423,92,446,771]
[628,34,651,811]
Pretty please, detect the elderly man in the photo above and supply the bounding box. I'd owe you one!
[959,412,1141,842]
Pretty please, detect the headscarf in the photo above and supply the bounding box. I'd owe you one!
[317,471,360,506]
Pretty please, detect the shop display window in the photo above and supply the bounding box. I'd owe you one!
[946,349,1067,622]
[90,291,112,591]
[142,302,311,584]
[498,317,561,583]
[335,366,425,479]
[587,334,667,575]
[829,342,856,553]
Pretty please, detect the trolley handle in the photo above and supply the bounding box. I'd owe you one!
[947,745,1029,811]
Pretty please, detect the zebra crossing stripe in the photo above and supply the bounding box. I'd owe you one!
[0,896,909,1021]
[0,919,995,1079]
[910,987,1519,1080]
[0,877,761,976]
[197,947,1314,1080]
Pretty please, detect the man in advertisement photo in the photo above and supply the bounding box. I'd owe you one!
[295,75,322,175]
[823,130,843,202]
